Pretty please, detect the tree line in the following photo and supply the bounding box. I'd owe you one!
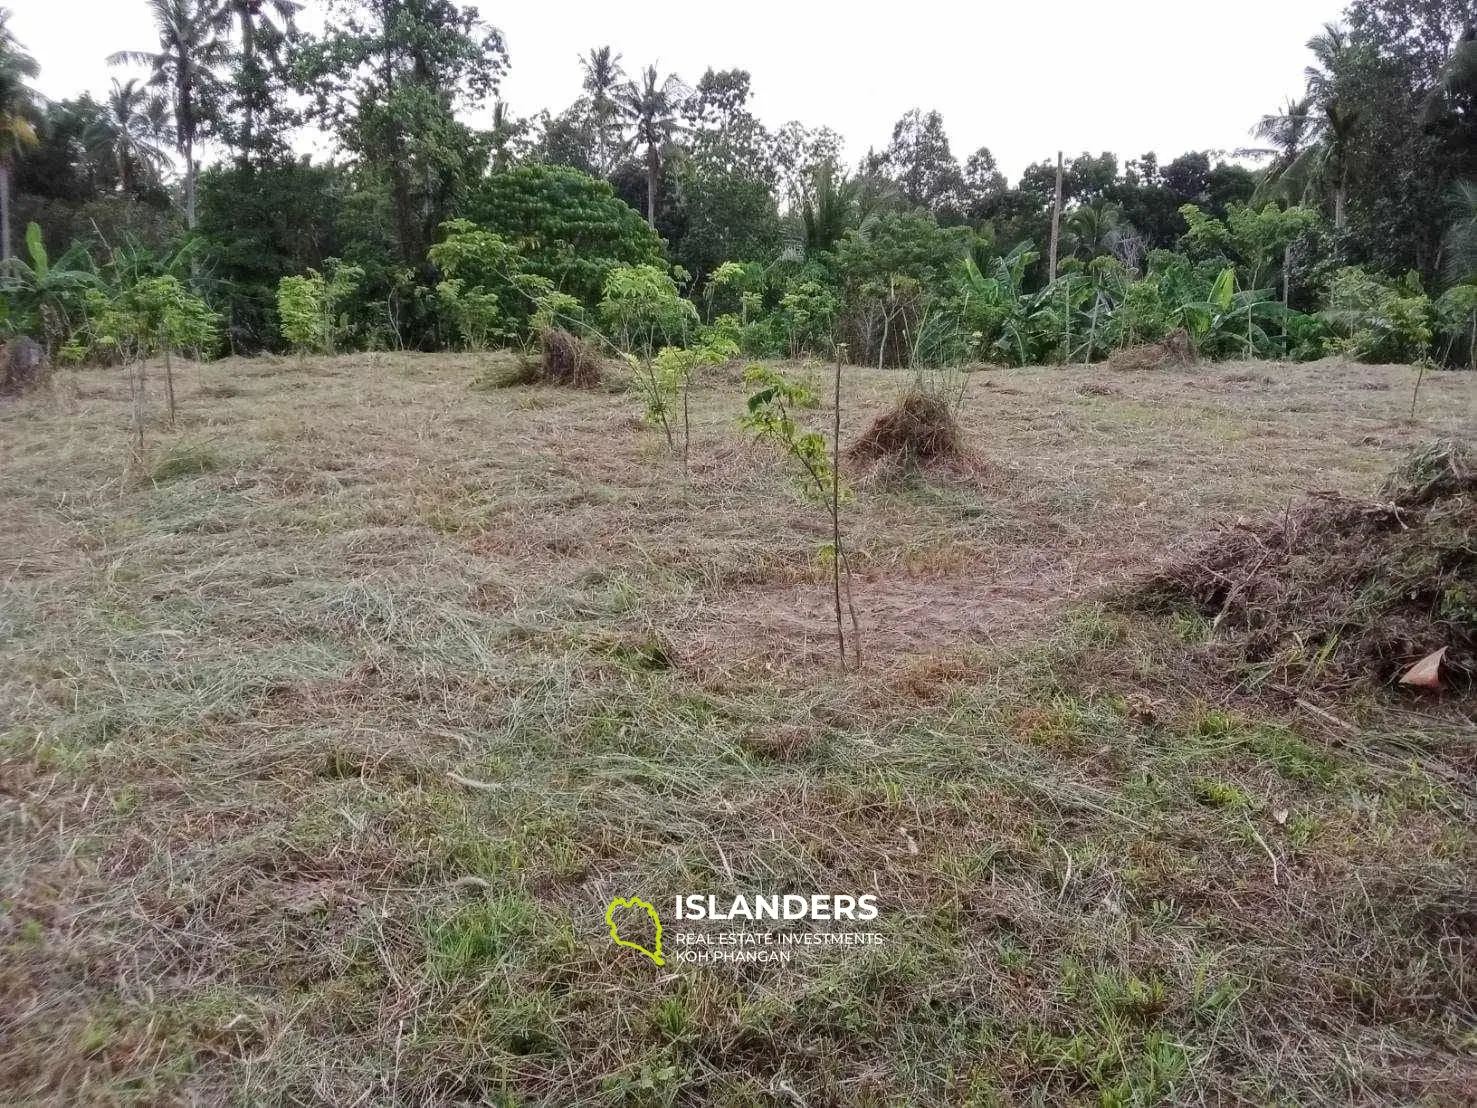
[0,0,1474,370]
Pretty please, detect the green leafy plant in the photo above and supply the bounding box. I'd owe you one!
[598,264,697,356]
[466,164,665,313]
[427,219,530,347]
[645,334,738,473]
[276,260,365,361]
[118,274,219,426]
[1434,283,1477,372]
[0,223,97,355]
[434,279,501,351]
[1320,266,1433,364]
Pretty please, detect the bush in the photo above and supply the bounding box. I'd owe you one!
[276,261,365,357]
[1434,283,1477,370]
[465,164,666,312]
[1320,267,1433,364]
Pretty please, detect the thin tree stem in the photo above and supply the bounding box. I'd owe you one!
[832,344,845,670]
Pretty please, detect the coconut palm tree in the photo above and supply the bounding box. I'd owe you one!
[0,8,39,263]
[222,0,300,161]
[799,161,859,256]
[579,45,625,177]
[1246,96,1323,213]
[110,0,230,228]
[1300,23,1361,229]
[91,78,173,195]
[1063,200,1134,263]
[616,65,688,228]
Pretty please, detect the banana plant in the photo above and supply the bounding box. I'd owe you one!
[957,241,1040,364]
[1170,267,1290,358]
[0,222,98,352]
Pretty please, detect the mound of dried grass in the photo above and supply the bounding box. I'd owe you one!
[538,328,602,388]
[474,329,604,390]
[1129,440,1476,695]
[846,388,964,466]
[1106,327,1195,372]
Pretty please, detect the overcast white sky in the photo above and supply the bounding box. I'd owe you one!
[10,0,1344,179]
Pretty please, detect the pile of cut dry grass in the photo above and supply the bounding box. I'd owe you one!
[475,329,604,390]
[846,387,964,466]
[538,327,602,388]
[1107,327,1195,372]
[1130,440,1476,696]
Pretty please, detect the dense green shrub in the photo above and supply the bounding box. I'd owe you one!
[466,164,666,311]
[276,262,365,357]
[197,162,347,353]
[1320,267,1434,364]
[1434,284,1477,370]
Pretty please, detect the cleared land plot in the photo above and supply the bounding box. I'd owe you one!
[2,353,1474,1104]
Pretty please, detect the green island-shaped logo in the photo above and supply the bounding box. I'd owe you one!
[605,897,665,965]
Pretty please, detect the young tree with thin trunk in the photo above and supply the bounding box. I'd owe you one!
[1047,150,1063,283]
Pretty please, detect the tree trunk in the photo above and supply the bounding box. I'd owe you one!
[1333,184,1346,231]
[163,342,176,425]
[1047,151,1064,284]
[0,160,11,263]
[645,142,658,228]
[184,135,197,229]
[241,17,256,162]
[831,347,844,670]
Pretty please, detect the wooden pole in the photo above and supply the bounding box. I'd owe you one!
[1048,150,1064,284]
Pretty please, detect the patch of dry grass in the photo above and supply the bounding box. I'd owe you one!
[1,353,1474,1104]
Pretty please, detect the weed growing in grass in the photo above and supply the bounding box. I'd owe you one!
[424,896,540,980]
[149,441,223,482]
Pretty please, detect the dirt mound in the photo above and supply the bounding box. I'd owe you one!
[1107,328,1195,372]
[1129,441,1476,695]
[846,388,963,465]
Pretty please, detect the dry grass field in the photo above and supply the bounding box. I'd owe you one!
[2,352,1474,1105]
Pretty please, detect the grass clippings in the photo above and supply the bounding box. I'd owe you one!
[1,353,1474,1105]
[1107,327,1196,372]
[845,387,964,466]
[537,327,603,389]
[1129,439,1476,697]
